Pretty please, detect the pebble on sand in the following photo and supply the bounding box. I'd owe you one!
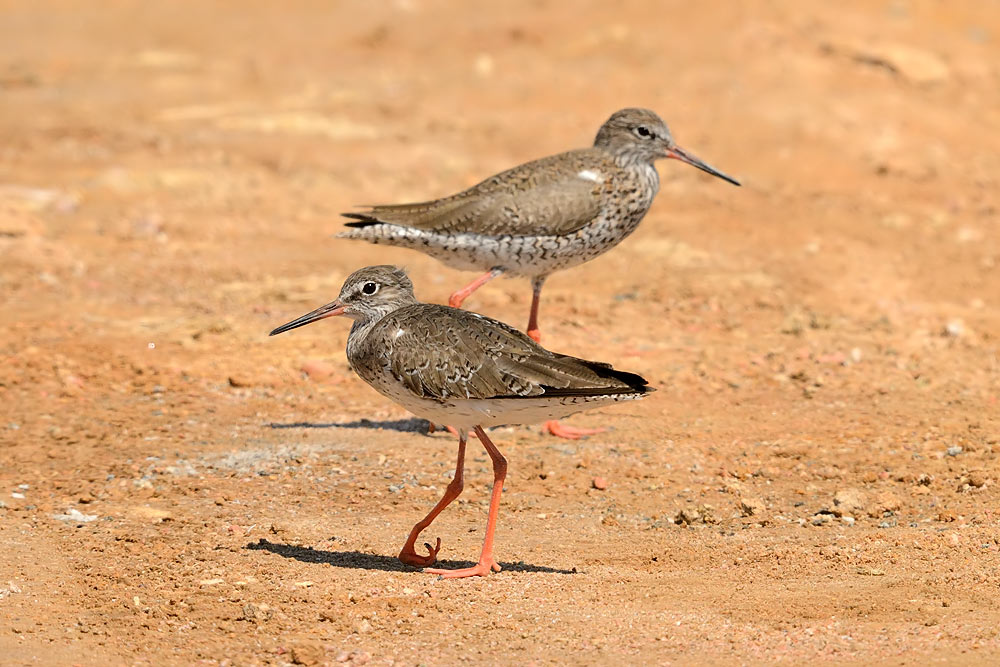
[831,488,867,517]
[52,508,98,523]
[592,476,608,490]
[739,496,767,517]
[290,642,325,666]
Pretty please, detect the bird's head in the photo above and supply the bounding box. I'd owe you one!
[594,107,740,186]
[269,265,417,335]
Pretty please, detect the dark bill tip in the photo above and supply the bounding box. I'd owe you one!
[668,146,741,186]
[269,301,346,336]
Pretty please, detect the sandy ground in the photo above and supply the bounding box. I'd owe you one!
[1,1,999,665]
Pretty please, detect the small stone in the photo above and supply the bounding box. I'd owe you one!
[355,618,372,634]
[739,496,766,517]
[290,642,325,666]
[241,602,273,623]
[832,488,867,517]
[869,491,902,517]
[812,513,832,526]
[942,320,964,337]
[591,476,608,491]
[52,508,98,523]
[945,445,962,457]
[841,516,855,526]
[967,473,986,488]
[199,578,224,586]
[674,507,702,525]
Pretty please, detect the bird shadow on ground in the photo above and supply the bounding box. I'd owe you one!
[267,417,433,433]
[246,539,579,575]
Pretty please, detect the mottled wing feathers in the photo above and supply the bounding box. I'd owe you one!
[342,150,608,237]
[359,304,651,402]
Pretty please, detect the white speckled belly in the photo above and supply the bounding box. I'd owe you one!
[340,209,648,279]
[337,161,659,278]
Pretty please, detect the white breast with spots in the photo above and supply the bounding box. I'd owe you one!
[348,163,660,279]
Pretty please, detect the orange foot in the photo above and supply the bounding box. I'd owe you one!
[398,537,441,568]
[544,420,605,440]
[527,327,541,343]
[426,423,460,437]
[425,558,502,579]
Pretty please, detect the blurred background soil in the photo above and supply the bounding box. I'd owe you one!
[1,1,998,664]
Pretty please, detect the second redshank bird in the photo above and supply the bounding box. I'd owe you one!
[338,107,739,340]
[269,265,653,578]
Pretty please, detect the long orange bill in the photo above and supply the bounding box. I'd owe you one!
[269,301,346,336]
[667,145,741,186]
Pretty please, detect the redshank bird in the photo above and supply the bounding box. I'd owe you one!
[338,108,735,438]
[338,108,738,341]
[269,265,653,578]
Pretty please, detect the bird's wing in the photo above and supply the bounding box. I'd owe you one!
[370,305,650,401]
[342,150,608,237]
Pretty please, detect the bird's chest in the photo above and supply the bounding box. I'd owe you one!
[607,164,659,221]
[578,165,659,244]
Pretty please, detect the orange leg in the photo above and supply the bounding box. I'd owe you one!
[448,268,503,309]
[528,277,604,438]
[425,425,506,578]
[526,276,545,343]
[398,433,467,567]
[543,420,605,439]
[426,422,460,437]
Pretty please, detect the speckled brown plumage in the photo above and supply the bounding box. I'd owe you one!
[268,265,653,578]
[270,265,652,429]
[337,109,739,335]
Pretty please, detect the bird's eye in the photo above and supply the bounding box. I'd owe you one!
[634,125,653,139]
[361,282,378,295]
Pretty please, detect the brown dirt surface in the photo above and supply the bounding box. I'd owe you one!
[2,1,999,665]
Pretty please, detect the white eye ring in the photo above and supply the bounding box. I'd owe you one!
[634,126,653,139]
[361,281,379,295]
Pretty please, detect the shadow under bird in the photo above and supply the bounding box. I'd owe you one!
[338,107,740,344]
[269,265,653,579]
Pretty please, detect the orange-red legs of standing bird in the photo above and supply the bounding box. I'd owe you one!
[526,276,544,342]
[399,427,507,578]
[423,426,507,578]
[448,272,605,440]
